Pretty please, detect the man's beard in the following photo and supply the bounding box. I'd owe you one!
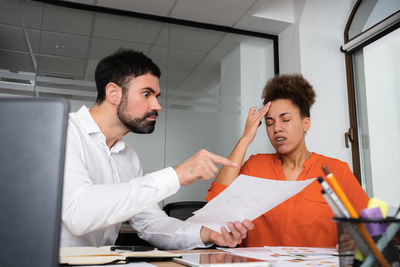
[117,94,158,134]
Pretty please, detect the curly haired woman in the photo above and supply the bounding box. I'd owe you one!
[206,74,368,247]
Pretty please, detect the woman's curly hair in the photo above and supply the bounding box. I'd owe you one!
[262,74,316,117]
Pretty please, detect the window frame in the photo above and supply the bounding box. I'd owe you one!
[343,0,400,183]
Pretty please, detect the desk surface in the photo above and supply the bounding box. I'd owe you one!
[150,249,223,267]
[147,247,340,267]
[59,247,339,266]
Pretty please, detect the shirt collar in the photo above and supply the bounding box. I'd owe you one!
[76,105,102,135]
[273,151,316,169]
[303,152,317,169]
[76,105,126,152]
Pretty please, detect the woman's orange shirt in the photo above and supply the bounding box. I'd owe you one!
[206,153,368,247]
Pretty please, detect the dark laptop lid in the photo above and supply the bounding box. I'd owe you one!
[0,98,69,267]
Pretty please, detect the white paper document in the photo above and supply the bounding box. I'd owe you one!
[186,175,315,233]
[218,247,338,266]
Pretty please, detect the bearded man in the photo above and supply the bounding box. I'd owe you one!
[61,49,253,249]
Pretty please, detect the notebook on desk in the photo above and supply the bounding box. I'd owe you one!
[0,98,69,267]
[59,246,181,265]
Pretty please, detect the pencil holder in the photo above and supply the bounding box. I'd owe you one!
[334,217,400,267]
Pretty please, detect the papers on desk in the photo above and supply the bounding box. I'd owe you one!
[186,175,315,233]
[59,246,180,265]
[219,247,339,266]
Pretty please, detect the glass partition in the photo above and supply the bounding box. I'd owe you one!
[0,0,277,204]
[0,0,41,97]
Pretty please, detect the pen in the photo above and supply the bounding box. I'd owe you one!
[318,177,350,218]
[322,166,389,267]
[254,98,265,114]
[321,189,343,216]
[110,246,154,252]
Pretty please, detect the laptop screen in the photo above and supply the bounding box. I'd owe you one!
[0,98,69,267]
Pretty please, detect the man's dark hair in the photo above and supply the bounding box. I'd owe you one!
[262,74,316,118]
[94,49,161,103]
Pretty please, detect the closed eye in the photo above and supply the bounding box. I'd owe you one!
[266,120,274,127]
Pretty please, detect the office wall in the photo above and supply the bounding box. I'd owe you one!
[279,0,355,166]
[278,0,305,74]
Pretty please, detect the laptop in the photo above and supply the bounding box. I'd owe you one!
[0,98,69,267]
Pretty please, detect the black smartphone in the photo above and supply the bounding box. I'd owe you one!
[110,246,154,252]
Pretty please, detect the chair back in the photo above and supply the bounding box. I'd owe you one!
[163,201,207,220]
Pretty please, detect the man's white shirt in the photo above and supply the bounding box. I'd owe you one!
[61,106,205,249]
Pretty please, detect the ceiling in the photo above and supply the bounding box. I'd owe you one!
[64,0,295,35]
[0,0,289,102]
